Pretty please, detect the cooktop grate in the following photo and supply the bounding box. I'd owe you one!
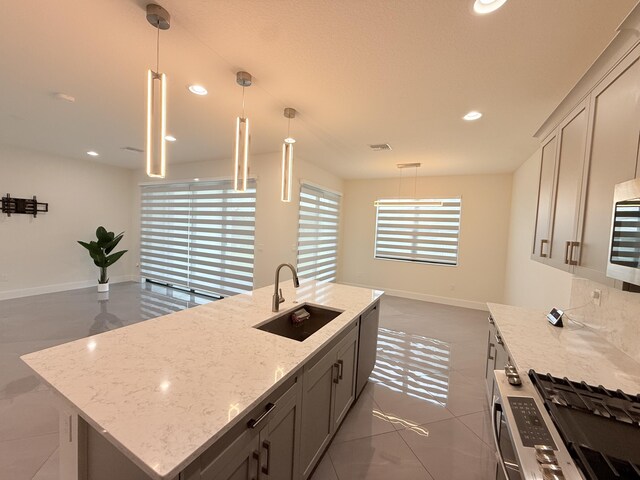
[530,371,640,480]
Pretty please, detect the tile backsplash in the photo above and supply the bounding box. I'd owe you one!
[569,277,640,363]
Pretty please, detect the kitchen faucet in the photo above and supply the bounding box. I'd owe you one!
[273,263,300,312]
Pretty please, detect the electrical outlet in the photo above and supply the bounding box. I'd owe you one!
[591,289,602,306]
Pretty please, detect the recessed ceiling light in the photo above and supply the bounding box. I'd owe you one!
[87,151,99,156]
[188,85,208,95]
[193,178,200,182]
[54,92,76,103]
[463,111,483,121]
[165,135,177,142]
[473,0,507,15]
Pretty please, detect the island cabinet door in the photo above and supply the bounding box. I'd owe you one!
[332,326,359,431]
[299,347,338,479]
[257,379,302,480]
[194,432,260,480]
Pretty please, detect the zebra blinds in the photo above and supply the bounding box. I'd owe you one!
[296,183,341,282]
[374,198,461,266]
[610,199,640,268]
[140,179,256,297]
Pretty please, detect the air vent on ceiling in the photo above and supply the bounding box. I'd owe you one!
[369,143,392,151]
[122,146,144,153]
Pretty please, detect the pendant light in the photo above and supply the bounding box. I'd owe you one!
[281,108,297,202]
[233,71,252,192]
[373,163,440,207]
[145,4,170,178]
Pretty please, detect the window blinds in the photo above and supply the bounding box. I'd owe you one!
[140,179,256,297]
[374,198,461,266]
[296,183,341,282]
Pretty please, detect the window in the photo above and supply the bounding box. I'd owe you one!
[296,183,341,282]
[140,179,256,297]
[374,198,461,266]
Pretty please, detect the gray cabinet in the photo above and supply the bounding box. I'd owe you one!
[485,316,510,403]
[356,302,380,397]
[300,322,358,479]
[574,45,640,283]
[547,102,589,270]
[532,134,558,260]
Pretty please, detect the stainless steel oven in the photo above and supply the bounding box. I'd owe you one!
[608,178,640,285]
[491,370,582,480]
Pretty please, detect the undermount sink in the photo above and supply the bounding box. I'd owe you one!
[255,304,344,342]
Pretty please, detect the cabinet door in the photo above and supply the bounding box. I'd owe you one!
[300,350,337,479]
[356,302,380,397]
[332,327,358,431]
[532,134,558,260]
[485,319,497,403]
[547,102,589,271]
[199,433,260,480]
[259,381,302,480]
[575,47,640,282]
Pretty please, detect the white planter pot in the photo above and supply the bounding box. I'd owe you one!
[97,282,109,293]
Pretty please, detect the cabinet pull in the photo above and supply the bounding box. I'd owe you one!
[261,440,271,475]
[569,241,580,266]
[247,402,276,429]
[540,239,548,258]
[494,333,504,346]
[252,450,261,480]
[564,241,571,264]
[338,359,344,380]
[488,343,495,361]
[333,363,340,384]
[488,316,494,325]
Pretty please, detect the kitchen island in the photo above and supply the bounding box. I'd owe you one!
[21,280,383,480]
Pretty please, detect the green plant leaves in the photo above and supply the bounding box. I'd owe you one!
[79,228,127,280]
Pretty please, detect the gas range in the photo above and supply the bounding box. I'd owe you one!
[492,367,640,480]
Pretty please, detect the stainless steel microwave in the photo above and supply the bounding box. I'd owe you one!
[608,178,640,285]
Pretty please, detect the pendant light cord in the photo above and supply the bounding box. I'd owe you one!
[156,22,160,73]
[414,166,418,199]
[287,117,291,137]
[242,86,246,119]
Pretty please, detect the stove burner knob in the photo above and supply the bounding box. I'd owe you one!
[536,452,558,465]
[535,445,555,455]
[541,463,564,480]
[506,372,522,386]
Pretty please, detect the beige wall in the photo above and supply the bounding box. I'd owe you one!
[339,173,512,310]
[503,149,573,309]
[0,145,136,299]
[130,152,343,290]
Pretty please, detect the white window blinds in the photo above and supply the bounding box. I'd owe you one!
[140,179,256,297]
[374,198,461,266]
[297,183,341,282]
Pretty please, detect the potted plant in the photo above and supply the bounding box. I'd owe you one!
[78,226,128,292]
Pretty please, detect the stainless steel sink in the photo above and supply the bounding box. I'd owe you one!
[255,304,344,342]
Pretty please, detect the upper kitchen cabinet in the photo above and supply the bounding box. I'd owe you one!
[574,45,640,283]
[532,42,640,280]
[532,134,558,260]
[547,101,589,271]
[531,100,589,270]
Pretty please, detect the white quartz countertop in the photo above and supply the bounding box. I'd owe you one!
[487,303,640,394]
[22,281,383,480]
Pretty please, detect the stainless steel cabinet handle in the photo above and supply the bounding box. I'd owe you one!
[540,239,549,258]
[487,343,495,361]
[569,241,580,266]
[261,440,271,475]
[337,359,344,380]
[247,402,276,429]
[494,333,504,346]
[488,316,494,325]
[333,363,340,384]
[564,241,571,264]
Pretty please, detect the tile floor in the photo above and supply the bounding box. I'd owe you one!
[0,283,496,479]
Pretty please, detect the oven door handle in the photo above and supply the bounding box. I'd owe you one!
[492,396,519,479]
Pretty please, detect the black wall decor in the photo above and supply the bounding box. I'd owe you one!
[1,193,49,217]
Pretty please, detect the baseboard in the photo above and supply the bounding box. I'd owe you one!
[340,282,488,311]
[0,275,138,301]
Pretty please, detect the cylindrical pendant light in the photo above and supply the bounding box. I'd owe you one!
[145,4,170,178]
[281,108,297,202]
[234,71,252,192]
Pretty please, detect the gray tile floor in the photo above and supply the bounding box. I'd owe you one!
[0,283,496,479]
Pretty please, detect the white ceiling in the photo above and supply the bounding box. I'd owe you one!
[0,0,636,178]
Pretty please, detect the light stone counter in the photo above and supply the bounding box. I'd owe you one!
[487,303,640,394]
[21,281,383,480]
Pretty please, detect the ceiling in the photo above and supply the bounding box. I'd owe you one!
[0,0,636,178]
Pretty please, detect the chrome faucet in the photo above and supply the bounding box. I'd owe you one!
[273,263,300,312]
